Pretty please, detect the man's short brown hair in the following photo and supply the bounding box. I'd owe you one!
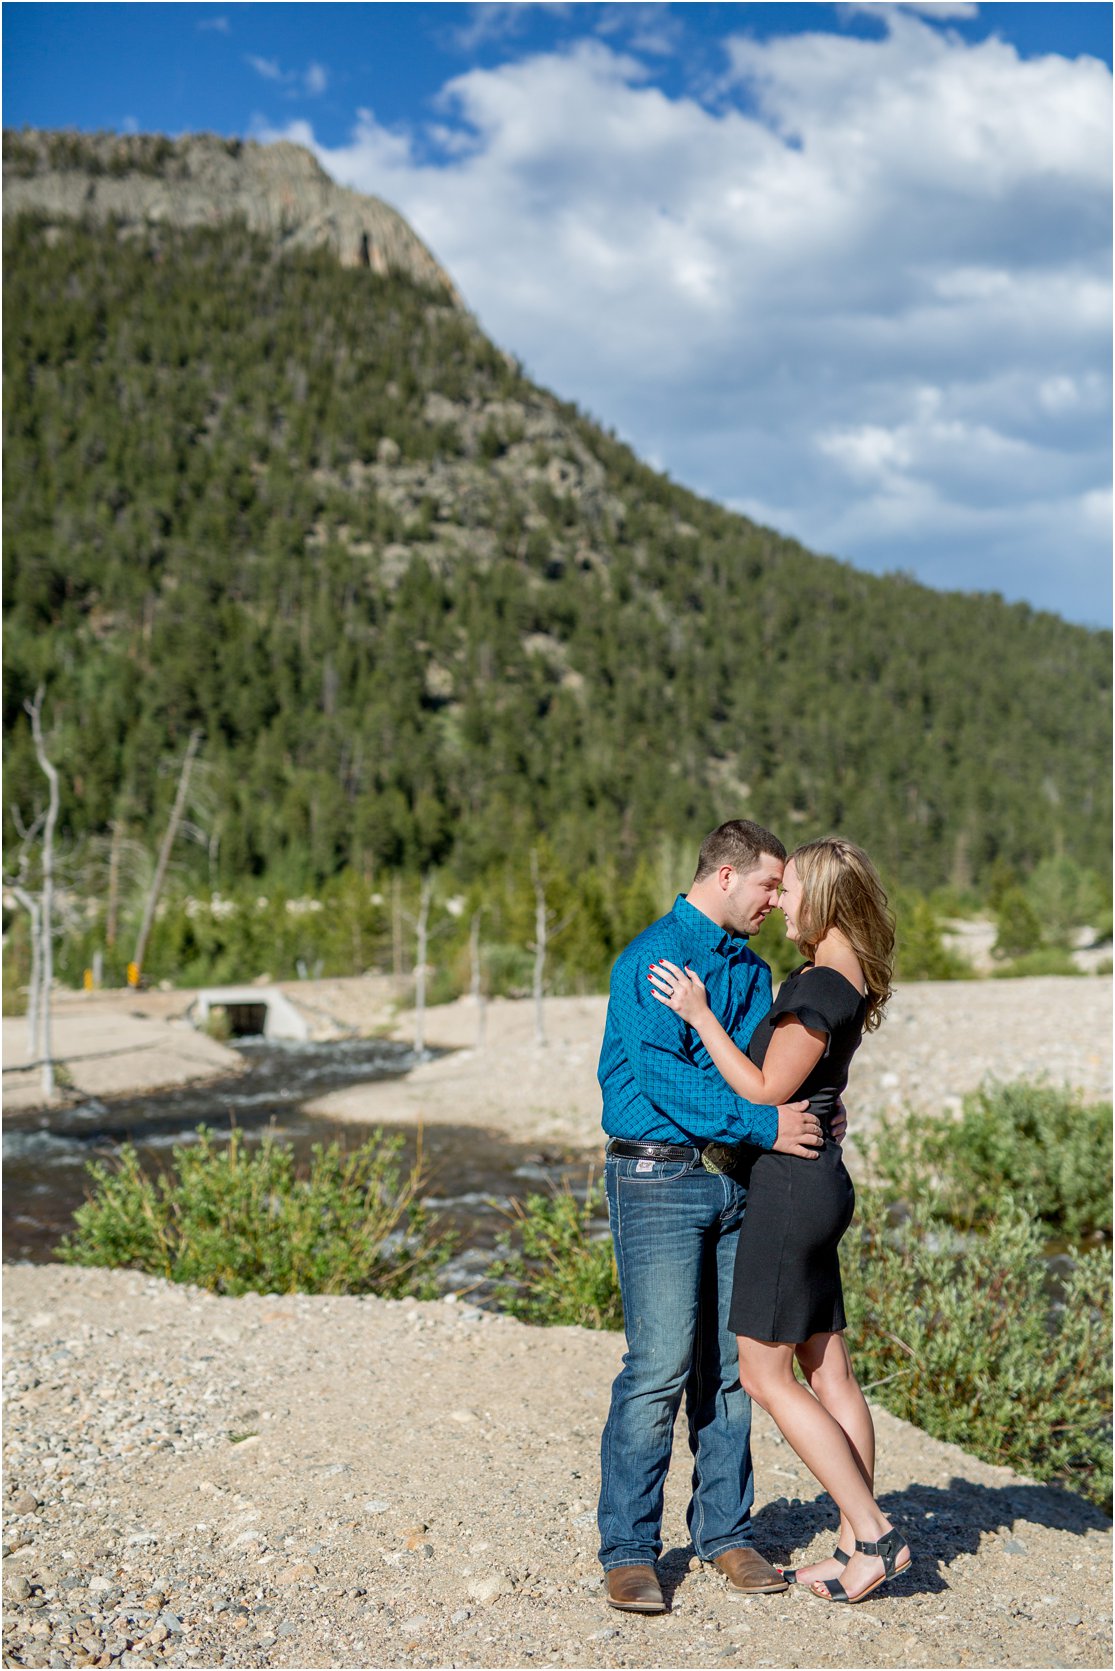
[693,819,787,882]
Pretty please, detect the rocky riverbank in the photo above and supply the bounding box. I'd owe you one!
[306,977,1113,1154]
[2,1264,1111,1671]
[6,976,1109,1146]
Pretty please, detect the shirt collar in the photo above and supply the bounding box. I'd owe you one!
[670,893,750,957]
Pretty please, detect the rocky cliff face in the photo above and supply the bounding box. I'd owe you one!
[2,128,461,304]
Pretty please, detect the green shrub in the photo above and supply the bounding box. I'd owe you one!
[894,895,973,980]
[57,1126,450,1297]
[992,947,1082,978]
[843,1188,1111,1510]
[868,1081,1112,1239]
[489,1179,622,1330]
[1024,856,1109,949]
[992,886,1046,960]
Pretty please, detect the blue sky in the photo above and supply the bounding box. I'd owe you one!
[5,2,1113,625]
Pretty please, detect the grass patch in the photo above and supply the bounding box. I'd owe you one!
[992,948,1084,978]
[57,1125,450,1298]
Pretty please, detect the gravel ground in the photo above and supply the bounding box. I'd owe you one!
[3,1265,1111,1671]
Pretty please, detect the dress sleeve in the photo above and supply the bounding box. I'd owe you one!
[772,970,859,1058]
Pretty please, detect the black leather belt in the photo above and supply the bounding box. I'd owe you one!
[607,1138,703,1162]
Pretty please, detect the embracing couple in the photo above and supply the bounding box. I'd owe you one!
[596,819,910,1612]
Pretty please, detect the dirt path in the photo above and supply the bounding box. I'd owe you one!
[2,1264,1110,1671]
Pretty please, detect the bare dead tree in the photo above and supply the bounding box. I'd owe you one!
[26,688,60,1099]
[5,807,46,1055]
[531,850,548,1046]
[105,818,123,948]
[529,850,574,1048]
[131,729,202,983]
[413,872,434,1057]
[469,907,487,1049]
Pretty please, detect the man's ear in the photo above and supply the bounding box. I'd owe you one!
[718,864,735,892]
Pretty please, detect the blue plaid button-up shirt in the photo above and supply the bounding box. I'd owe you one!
[597,894,778,1150]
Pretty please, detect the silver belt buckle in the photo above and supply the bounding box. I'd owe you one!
[701,1142,736,1175]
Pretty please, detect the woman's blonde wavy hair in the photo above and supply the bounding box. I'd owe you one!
[791,837,895,1031]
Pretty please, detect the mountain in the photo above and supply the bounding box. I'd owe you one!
[2,128,460,301]
[3,129,1111,923]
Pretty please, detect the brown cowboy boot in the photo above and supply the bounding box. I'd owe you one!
[604,1565,667,1613]
[712,1547,789,1594]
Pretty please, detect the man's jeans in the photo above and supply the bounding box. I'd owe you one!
[597,1150,754,1570]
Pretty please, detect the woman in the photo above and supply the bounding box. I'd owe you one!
[648,836,909,1605]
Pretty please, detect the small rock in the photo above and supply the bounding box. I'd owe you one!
[450,1608,471,1625]
[276,1620,297,1637]
[1003,1537,1028,1555]
[400,1615,432,1634]
[362,1500,390,1515]
[4,1572,32,1601]
[467,1572,511,1604]
[275,1563,317,1586]
[12,1490,40,1515]
[403,1523,428,1537]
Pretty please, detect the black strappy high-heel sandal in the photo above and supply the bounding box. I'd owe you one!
[809,1527,911,1604]
[781,1547,849,1585]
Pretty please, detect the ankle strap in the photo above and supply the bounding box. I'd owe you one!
[854,1527,901,1557]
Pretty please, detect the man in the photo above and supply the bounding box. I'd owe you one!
[596,819,841,1614]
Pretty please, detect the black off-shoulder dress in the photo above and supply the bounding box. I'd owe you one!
[727,964,866,1344]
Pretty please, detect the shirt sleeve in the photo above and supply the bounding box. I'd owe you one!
[611,950,779,1150]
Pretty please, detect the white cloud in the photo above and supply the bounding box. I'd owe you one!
[451,3,572,54]
[198,12,231,32]
[595,3,685,57]
[839,2,981,23]
[246,55,330,97]
[258,11,1111,623]
[246,54,284,83]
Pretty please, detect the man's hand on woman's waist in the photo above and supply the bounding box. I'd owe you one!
[772,1100,824,1158]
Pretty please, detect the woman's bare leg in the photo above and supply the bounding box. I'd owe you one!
[785,1331,876,1586]
[738,1335,908,1600]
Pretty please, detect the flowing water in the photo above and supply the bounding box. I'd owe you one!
[2,1036,606,1298]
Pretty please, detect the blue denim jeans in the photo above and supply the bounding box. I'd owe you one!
[597,1150,754,1570]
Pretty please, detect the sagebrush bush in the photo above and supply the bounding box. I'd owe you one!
[842,1188,1112,1510]
[489,1180,622,1330]
[867,1080,1112,1238]
[57,1126,450,1298]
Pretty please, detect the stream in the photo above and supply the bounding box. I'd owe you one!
[1,1036,606,1299]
